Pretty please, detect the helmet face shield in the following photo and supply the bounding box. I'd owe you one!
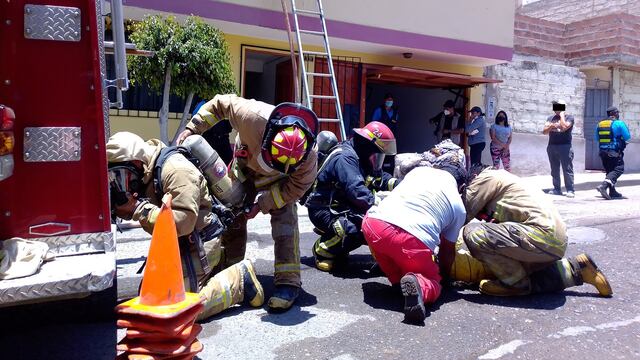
[108,163,143,199]
[369,153,386,173]
[107,163,143,221]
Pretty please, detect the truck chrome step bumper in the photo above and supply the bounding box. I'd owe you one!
[0,252,115,307]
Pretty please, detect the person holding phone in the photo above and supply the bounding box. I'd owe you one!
[543,100,575,198]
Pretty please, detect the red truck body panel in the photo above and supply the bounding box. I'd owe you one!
[0,0,110,238]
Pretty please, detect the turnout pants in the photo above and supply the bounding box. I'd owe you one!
[547,144,574,192]
[362,216,442,304]
[462,222,581,293]
[220,202,301,288]
[599,150,624,184]
[197,261,246,321]
[308,207,365,259]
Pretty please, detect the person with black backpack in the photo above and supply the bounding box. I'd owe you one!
[107,131,264,321]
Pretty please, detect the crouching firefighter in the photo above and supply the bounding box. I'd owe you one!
[107,132,264,321]
[304,122,399,272]
[176,95,319,312]
[461,165,613,297]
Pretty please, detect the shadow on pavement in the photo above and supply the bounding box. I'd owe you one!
[361,279,604,313]
[300,254,379,280]
[0,293,117,360]
[454,290,567,310]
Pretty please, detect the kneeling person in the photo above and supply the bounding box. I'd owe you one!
[462,165,612,297]
[362,165,467,324]
[108,132,263,320]
[305,123,399,272]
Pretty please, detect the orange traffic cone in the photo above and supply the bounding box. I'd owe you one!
[116,194,204,360]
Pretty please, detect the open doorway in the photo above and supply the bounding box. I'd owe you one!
[365,83,463,154]
[242,47,295,104]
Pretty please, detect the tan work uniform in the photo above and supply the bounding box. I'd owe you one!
[462,169,578,292]
[186,94,318,288]
[107,135,248,320]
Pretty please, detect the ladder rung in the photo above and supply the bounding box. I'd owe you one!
[299,29,325,36]
[306,72,332,77]
[294,9,321,16]
[318,118,342,123]
[303,50,328,56]
[309,95,336,99]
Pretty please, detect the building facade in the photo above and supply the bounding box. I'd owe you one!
[486,0,640,174]
[111,0,514,155]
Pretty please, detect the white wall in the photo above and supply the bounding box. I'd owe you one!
[366,83,455,153]
[221,0,515,48]
[614,68,640,141]
[485,54,587,136]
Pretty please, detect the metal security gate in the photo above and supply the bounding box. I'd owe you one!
[584,89,609,170]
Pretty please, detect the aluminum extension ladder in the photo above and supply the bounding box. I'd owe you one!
[287,0,346,140]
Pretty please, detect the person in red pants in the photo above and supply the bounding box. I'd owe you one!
[363,165,466,324]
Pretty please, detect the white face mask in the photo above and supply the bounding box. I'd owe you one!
[443,109,451,116]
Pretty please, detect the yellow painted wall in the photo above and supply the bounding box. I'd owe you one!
[111,33,487,139]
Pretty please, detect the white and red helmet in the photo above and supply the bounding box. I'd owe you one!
[352,121,397,172]
[261,103,319,174]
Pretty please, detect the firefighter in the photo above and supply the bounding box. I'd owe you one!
[107,132,264,321]
[176,95,318,312]
[304,122,399,272]
[595,106,631,200]
[462,165,613,297]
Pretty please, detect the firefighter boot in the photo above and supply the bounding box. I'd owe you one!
[400,274,426,324]
[479,279,531,296]
[609,185,623,199]
[267,285,300,312]
[575,254,613,297]
[596,180,611,200]
[312,240,335,272]
[241,260,264,307]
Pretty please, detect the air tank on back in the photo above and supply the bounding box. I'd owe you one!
[181,134,244,208]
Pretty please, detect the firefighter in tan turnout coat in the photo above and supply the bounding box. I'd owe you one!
[177,94,319,311]
[107,131,264,320]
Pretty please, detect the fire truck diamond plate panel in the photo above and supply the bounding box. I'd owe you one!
[24,4,81,42]
[24,127,82,162]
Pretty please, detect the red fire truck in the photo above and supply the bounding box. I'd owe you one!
[0,0,131,309]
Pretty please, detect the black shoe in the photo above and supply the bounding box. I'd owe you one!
[596,181,611,200]
[546,189,563,196]
[400,274,426,324]
[267,285,300,312]
[609,186,623,199]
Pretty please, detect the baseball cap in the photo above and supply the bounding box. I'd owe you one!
[469,106,483,113]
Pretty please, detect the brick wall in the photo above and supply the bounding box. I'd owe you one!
[485,54,586,136]
[565,13,640,66]
[514,13,640,66]
[514,15,565,61]
[519,0,640,24]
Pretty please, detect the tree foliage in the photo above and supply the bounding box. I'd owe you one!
[127,15,236,100]
[127,15,182,95]
[172,17,236,98]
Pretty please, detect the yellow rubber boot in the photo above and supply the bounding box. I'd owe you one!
[312,241,335,272]
[575,254,613,297]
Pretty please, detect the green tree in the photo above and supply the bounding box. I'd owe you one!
[171,17,236,144]
[128,16,236,144]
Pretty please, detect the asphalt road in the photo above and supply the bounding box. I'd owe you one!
[2,172,639,359]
